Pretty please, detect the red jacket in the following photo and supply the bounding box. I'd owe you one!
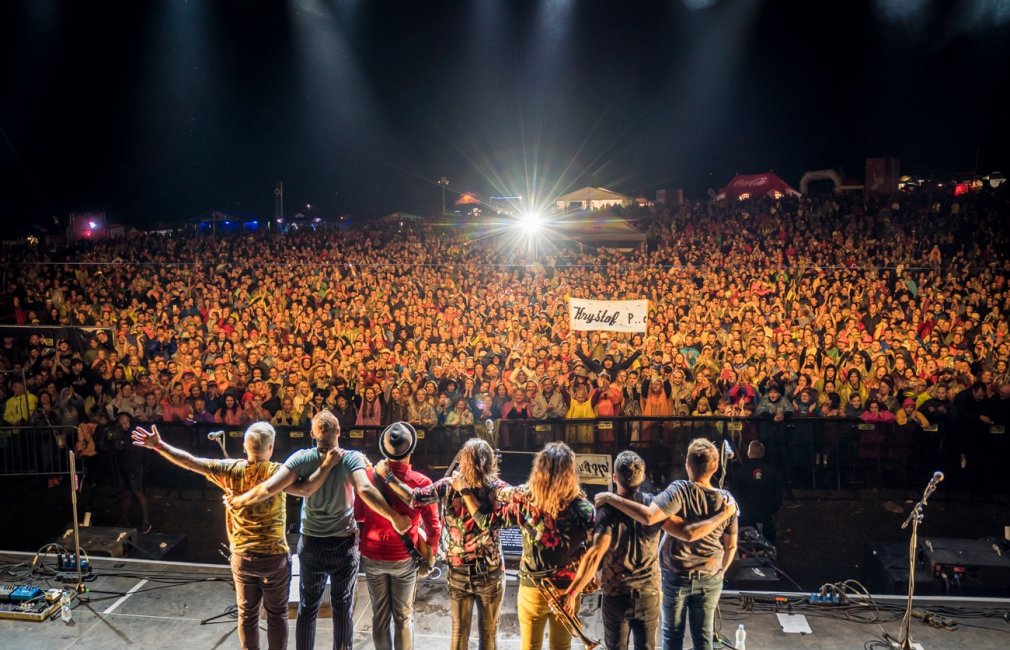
[355,460,441,562]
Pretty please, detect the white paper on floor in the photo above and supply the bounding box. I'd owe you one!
[776,612,813,634]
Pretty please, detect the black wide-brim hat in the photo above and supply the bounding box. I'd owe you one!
[379,421,417,461]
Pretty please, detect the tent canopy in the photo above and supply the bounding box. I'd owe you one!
[554,186,632,210]
[719,173,799,200]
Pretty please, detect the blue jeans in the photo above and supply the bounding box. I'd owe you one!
[661,571,723,650]
[296,533,360,650]
[361,556,419,650]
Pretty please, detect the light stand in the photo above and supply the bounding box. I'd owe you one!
[896,471,943,650]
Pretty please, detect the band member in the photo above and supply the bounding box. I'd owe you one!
[597,439,738,650]
[378,438,508,650]
[565,451,736,650]
[132,422,293,650]
[228,411,410,650]
[464,441,594,650]
[356,422,442,650]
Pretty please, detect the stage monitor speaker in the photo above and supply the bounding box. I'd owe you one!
[60,525,136,558]
[863,541,936,595]
[727,556,783,590]
[129,533,187,562]
[921,537,1010,597]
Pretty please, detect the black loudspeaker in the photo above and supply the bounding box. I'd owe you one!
[727,556,784,590]
[60,526,136,558]
[129,532,187,562]
[920,537,1010,597]
[863,541,936,595]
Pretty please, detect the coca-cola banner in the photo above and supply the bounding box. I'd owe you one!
[569,298,648,333]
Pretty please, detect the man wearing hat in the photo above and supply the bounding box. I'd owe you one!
[229,412,411,650]
[355,422,441,650]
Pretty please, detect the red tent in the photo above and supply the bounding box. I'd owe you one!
[719,172,800,200]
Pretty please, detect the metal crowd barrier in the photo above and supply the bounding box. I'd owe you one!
[4,416,984,493]
[0,425,78,477]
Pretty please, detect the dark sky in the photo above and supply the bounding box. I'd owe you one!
[2,0,1009,224]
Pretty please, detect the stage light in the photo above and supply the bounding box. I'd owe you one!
[518,211,544,234]
[88,221,97,229]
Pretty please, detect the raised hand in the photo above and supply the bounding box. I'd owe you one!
[131,425,162,450]
[322,447,345,469]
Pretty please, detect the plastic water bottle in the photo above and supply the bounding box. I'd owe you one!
[735,623,746,650]
[60,592,72,623]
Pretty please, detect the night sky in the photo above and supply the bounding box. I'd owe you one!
[2,0,1009,225]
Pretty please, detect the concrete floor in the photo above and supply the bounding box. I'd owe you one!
[2,551,1008,650]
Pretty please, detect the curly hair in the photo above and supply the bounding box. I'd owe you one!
[527,442,581,518]
[457,438,499,489]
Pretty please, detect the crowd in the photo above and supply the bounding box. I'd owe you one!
[3,186,1010,469]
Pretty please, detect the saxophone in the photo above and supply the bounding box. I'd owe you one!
[535,576,602,650]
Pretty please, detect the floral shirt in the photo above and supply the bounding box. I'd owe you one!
[411,477,508,567]
[484,484,594,588]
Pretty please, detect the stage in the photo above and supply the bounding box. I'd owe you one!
[1,551,1008,649]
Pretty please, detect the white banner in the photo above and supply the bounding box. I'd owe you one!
[575,454,613,487]
[568,298,648,333]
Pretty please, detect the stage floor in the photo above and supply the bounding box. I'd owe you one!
[1,551,1008,649]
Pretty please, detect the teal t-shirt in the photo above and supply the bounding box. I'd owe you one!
[285,447,366,538]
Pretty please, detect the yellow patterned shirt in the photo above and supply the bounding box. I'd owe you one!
[204,459,288,556]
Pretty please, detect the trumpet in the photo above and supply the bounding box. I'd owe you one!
[535,576,602,650]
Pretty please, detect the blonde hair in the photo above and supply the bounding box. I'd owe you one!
[245,421,276,453]
[527,442,581,518]
[457,438,498,489]
[686,437,719,477]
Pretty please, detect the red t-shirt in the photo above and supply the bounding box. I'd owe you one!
[355,462,441,562]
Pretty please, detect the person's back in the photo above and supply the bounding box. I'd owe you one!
[731,441,782,544]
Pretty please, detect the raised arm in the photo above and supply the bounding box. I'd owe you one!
[132,425,212,477]
[350,467,411,534]
[594,491,668,526]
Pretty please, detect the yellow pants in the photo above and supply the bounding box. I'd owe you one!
[517,584,582,650]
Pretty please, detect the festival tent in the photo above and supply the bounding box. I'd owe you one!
[718,173,800,201]
[554,187,633,211]
[454,192,483,205]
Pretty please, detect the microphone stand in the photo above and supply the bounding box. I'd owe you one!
[896,474,941,650]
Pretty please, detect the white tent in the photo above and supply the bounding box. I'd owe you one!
[554,187,632,211]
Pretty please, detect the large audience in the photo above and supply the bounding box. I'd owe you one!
[3,187,1010,448]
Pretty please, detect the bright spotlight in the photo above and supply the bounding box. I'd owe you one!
[518,212,543,234]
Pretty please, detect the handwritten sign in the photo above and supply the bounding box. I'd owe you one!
[569,298,648,333]
[576,453,613,487]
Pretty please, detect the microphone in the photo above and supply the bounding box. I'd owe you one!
[929,471,944,487]
[208,430,225,443]
[722,439,735,460]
